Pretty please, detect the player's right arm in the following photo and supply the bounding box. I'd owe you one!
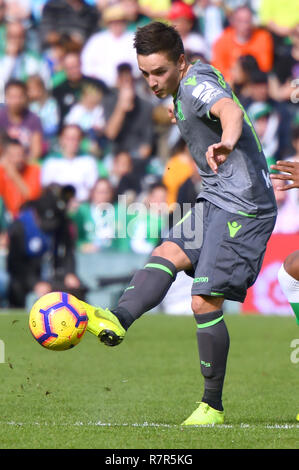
[270,161,299,190]
[206,97,244,173]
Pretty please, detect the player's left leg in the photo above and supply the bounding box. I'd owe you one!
[181,294,229,426]
[278,250,299,326]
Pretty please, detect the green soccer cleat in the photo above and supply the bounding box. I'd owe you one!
[181,402,225,426]
[80,300,126,346]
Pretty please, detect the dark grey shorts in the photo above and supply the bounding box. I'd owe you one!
[165,199,276,303]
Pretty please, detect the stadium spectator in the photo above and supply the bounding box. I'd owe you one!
[103,62,154,160]
[69,177,118,252]
[246,70,293,159]
[26,74,60,143]
[230,54,261,108]
[39,0,100,49]
[5,0,31,22]
[268,24,299,105]
[0,80,44,161]
[192,0,224,58]
[0,0,7,55]
[258,0,299,39]
[52,51,108,130]
[64,82,106,142]
[162,138,195,207]
[0,137,41,218]
[247,101,280,169]
[42,33,82,88]
[120,0,150,32]
[138,0,171,20]
[167,2,207,60]
[41,124,100,201]
[212,5,274,83]
[0,21,51,100]
[0,195,9,306]
[7,184,86,307]
[129,182,169,255]
[109,150,142,198]
[81,3,139,87]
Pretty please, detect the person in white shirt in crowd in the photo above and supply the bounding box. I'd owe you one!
[64,82,105,136]
[41,124,99,201]
[81,3,139,87]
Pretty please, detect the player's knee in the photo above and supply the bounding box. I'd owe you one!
[191,296,207,315]
[191,295,224,315]
[152,242,191,271]
[284,251,299,281]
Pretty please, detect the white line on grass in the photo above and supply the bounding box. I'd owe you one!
[2,421,299,429]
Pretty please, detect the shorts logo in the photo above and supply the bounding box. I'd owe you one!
[192,81,222,103]
[193,277,209,283]
[227,221,242,238]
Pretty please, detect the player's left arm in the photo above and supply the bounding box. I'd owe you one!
[270,161,299,190]
[206,97,244,173]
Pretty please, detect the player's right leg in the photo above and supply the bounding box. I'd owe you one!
[82,241,192,346]
[278,250,299,325]
[277,250,299,421]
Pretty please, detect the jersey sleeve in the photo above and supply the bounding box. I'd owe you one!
[189,71,232,120]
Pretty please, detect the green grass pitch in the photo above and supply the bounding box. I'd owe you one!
[0,311,299,449]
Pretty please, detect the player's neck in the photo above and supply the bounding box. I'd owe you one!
[181,61,192,80]
[172,61,192,98]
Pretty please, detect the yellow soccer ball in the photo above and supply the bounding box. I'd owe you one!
[29,292,88,351]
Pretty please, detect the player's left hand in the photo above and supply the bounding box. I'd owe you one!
[270,160,299,189]
[206,141,234,174]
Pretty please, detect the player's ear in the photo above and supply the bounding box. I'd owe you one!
[177,54,187,72]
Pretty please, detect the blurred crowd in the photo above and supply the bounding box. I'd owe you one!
[0,0,298,308]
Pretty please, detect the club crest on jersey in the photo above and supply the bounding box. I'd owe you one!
[192,81,222,103]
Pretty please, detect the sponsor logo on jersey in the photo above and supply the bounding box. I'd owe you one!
[192,81,222,103]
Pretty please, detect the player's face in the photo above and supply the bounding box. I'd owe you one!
[137,52,186,98]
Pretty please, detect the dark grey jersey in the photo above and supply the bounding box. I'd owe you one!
[173,61,277,219]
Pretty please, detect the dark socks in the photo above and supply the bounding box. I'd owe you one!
[112,256,177,330]
[194,310,230,411]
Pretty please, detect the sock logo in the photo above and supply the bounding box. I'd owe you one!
[200,360,211,368]
[227,221,242,238]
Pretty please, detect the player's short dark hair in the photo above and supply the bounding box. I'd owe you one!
[134,21,184,63]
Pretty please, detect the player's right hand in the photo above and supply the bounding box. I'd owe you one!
[206,141,233,174]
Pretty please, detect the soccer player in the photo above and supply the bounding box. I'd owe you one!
[270,160,299,327]
[81,22,277,425]
[270,160,299,421]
